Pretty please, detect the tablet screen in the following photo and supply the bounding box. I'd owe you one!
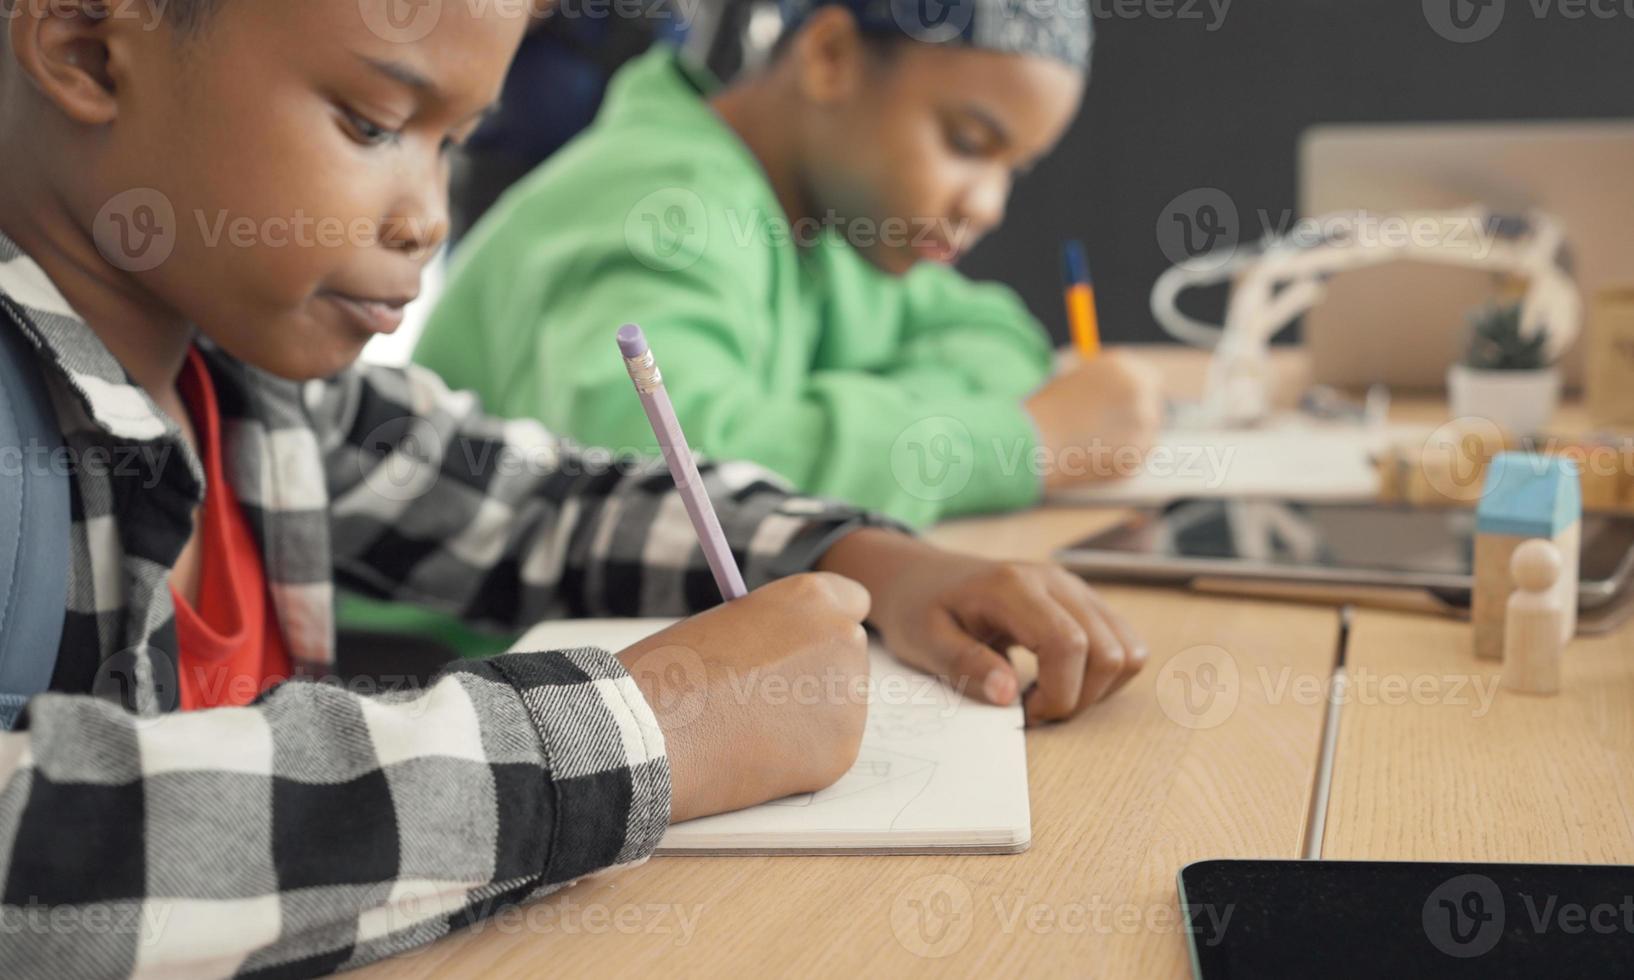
[1179,860,1634,978]
[1069,501,1634,587]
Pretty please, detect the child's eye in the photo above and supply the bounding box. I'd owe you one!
[947,125,995,159]
[341,107,400,148]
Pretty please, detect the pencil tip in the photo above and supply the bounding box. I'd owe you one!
[1061,240,1090,286]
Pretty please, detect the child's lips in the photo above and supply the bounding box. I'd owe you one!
[321,291,412,336]
[913,239,963,264]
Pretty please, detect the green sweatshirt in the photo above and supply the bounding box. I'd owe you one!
[416,45,1052,527]
[337,47,1052,655]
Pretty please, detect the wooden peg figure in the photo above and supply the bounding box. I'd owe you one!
[1473,453,1581,661]
[1502,539,1567,696]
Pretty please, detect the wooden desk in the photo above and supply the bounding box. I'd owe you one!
[1322,608,1634,863]
[353,506,1342,979]
[354,356,1634,977]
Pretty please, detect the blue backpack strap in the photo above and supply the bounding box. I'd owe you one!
[0,309,69,730]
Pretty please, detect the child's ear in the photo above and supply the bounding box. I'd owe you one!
[792,7,867,106]
[7,0,122,125]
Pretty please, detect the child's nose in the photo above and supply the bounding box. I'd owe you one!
[381,179,450,258]
[959,170,1010,243]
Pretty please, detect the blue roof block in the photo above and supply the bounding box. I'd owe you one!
[1477,452,1582,537]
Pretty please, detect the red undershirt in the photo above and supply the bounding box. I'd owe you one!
[170,348,294,710]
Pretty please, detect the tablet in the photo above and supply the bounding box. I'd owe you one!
[1178,859,1634,978]
[1054,500,1634,610]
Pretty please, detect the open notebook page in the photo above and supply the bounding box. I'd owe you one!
[510,619,1031,855]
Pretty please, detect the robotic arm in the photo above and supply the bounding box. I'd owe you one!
[1151,207,1581,426]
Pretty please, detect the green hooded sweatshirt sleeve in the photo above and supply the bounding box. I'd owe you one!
[415,46,1052,528]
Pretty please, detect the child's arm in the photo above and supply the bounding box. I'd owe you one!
[430,255,1048,528]
[825,258,1054,405]
[0,646,671,975]
[0,573,877,975]
[311,363,898,629]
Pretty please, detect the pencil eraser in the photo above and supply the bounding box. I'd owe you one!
[616,323,649,358]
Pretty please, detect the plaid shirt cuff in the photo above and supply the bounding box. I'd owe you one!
[479,646,672,878]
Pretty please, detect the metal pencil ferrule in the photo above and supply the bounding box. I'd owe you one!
[624,351,663,393]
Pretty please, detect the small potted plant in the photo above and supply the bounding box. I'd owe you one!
[1447,300,1561,435]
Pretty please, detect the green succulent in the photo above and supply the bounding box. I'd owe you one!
[1462,301,1551,371]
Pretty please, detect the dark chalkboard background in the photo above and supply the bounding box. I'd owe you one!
[960,0,1634,347]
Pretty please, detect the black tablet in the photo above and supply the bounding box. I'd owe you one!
[1056,499,1634,609]
[1178,859,1634,978]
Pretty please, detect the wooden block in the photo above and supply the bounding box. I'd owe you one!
[1552,440,1624,512]
[1502,539,1567,696]
[1586,287,1634,428]
[1472,454,1582,660]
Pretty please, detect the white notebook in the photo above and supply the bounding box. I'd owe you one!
[510,618,1031,855]
[1047,423,1406,506]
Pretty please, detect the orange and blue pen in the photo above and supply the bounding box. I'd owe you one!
[1061,240,1101,360]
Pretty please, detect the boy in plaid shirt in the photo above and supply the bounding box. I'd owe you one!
[0,1,1145,975]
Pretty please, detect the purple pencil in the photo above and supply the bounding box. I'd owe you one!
[617,323,748,601]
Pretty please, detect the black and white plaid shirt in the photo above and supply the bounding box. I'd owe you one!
[0,230,891,978]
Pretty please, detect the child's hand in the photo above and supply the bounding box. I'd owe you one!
[1025,352,1163,492]
[818,530,1147,725]
[616,574,872,823]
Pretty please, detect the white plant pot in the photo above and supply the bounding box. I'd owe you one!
[1447,364,1561,436]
